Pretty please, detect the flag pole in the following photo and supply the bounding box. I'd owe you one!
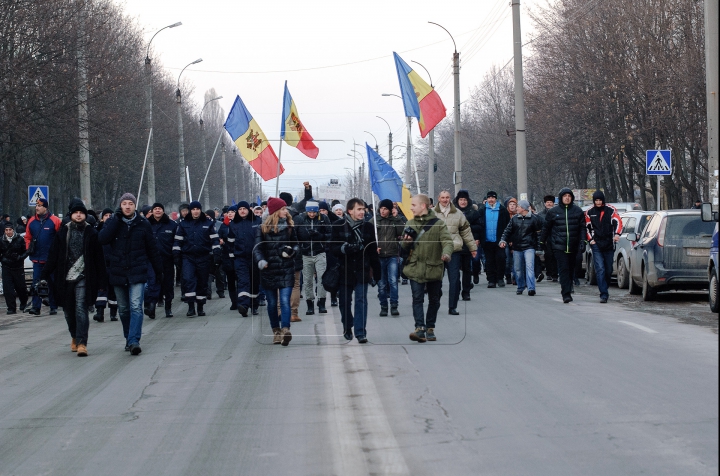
[137,127,153,202]
[198,131,223,201]
[274,139,284,197]
[186,166,193,202]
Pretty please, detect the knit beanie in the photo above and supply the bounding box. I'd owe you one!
[267,197,286,215]
[237,200,251,211]
[119,193,136,205]
[68,198,88,215]
[592,190,606,205]
[141,205,152,216]
[279,192,293,207]
[318,201,330,212]
[179,203,190,212]
[101,207,113,217]
[188,200,202,210]
[332,204,345,213]
[486,191,498,199]
[378,199,394,211]
[205,209,216,220]
[151,202,164,211]
[305,201,319,213]
[518,199,531,210]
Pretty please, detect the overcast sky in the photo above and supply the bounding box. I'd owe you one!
[118,0,538,199]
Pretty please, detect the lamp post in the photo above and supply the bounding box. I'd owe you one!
[145,21,181,204]
[364,131,378,154]
[411,60,436,199]
[199,95,222,208]
[511,2,528,201]
[429,22,462,195]
[382,93,412,186]
[176,58,202,203]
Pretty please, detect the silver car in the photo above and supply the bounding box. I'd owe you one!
[613,211,655,289]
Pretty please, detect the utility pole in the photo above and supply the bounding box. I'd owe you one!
[221,141,228,206]
[176,58,202,203]
[512,0,528,202]
[376,116,393,166]
[406,117,412,186]
[429,130,435,199]
[77,3,91,209]
[200,118,208,208]
[706,0,719,207]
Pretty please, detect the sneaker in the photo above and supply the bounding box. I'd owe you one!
[448,308,459,315]
[77,344,88,357]
[409,327,427,343]
[379,307,388,317]
[129,343,142,355]
[357,337,368,344]
[124,344,130,352]
[237,305,248,317]
[252,308,259,316]
[487,282,496,289]
[71,338,78,352]
[6,310,16,315]
[600,297,608,303]
[528,290,536,296]
[516,289,524,295]
[563,296,573,304]
[49,309,57,315]
[331,299,338,307]
[497,281,505,288]
[272,328,282,344]
[461,295,471,301]
[28,308,40,315]
[390,306,399,316]
[281,327,292,346]
[110,316,119,321]
[426,328,436,341]
[217,291,225,299]
[401,279,408,285]
[536,274,544,283]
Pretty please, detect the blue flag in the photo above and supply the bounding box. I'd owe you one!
[366,143,402,202]
[256,195,261,206]
[232,199,237,206]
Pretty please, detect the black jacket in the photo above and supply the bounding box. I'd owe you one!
[173,212,221,259]
[40,222,108,307]
[374,213,405,258]
[500,212,544,251]
[330,217,381,287]
[0,233,28,269]
[295,212,332,256]
[477,203,511,246]
[540,190,586,253]
[584,205,622,252]
[98,212,163,285]
[253,221,299,290]
[227,213,261,259]
[148,214,178,260]
[454,199,483,249]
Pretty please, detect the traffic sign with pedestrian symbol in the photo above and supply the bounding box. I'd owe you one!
[646,150,671,175]
[28,185,49,207]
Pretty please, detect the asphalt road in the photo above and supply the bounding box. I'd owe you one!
[0,277,717,476]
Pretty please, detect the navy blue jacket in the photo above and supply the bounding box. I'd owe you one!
[25,212,62,262]
[173,212,221,259]
[227,213,261,260]
[98,211,163,286]
[148,214,178,260]
[295,212,332,256]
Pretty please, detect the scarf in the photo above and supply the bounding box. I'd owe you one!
[122,212,136,226]
[439,203,451,217]
[276,217,288,233]
[344,214,364,245]
[2,230,15,242]
[66,221,86,282]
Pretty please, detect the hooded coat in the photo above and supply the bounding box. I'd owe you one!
[253,220,299,290]
[0,230,28,269]
[540,188,586,253]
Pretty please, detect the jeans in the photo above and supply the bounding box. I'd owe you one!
[338,283,369,339]
[63,279,89,345]
[302,253,327,300]
[377,256,399,308]
[482,242,505,284]
[513,249,536,292]
[444,252,462,309]
[32,261,56,310]
[410,280,442,329]
[115,283,145,346]
[591,244,615,299]
[265,286,292,329]
[472,246,484,277]
[553,251,576,299]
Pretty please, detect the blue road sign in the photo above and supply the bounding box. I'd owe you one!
[28,185,49,207]
[646,150,672,175]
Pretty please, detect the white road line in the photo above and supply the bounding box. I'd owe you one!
[323,312,410,476]
[618,320,658,334]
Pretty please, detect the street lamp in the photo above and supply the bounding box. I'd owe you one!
[429,21,462,194]
[176,57,203,203]
[412,60,436,199]
[382,93,413,186]
[200,95,222,208]
[376,116,393,166]
[363,131,378,154]
[144,21,182,204]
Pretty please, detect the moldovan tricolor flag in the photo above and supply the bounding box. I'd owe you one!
[224,95,284,181]
[393,52,446,138]
[281,82,319,158]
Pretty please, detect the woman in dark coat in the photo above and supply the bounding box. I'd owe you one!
[253,197,299,346]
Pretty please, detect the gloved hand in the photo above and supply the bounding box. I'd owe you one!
[281,245,295,259]
[342,242,362,254]
[114,206,123,218]
[258,259,268,270]
[535,249,545,256]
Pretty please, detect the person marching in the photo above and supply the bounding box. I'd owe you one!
[0,222,29,315]
[173,201,221,317]
[218,205,239,311]
[227,201,262,317]
[375,198,405,317]
[584,191,622,303]
[93,208,118,322]
[39,199,107,356]
[478,191,511,289]
[402,194,454,343]
[25,198,62,315]
[253,198,300,346]
[147,203,178,317]
[499,200,544,296]
[296,200,332,316]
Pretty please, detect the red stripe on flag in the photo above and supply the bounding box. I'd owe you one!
[296,130,319,159]
[250,147,284,181]
[418,90,446,138]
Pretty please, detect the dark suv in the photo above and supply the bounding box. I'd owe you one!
[701,203,718,312]
[627,210,715,301]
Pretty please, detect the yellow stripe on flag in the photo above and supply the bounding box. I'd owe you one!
[234,118,269,162]
[397,185,414,220]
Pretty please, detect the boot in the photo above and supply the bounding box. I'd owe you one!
[409,327,427,343]
[165,302,173,318]
[305,299,315,315]
[93,307,105,323]
[77,344,88,357]
[390,306,399,316]
[379,307,388,317]
[237,304,248,317]
[426,328,436,341]
[317,298,327,314]
[272,327,282,344]
[71,338,78,352]
[291,314,302,322]
[281,327,292,346]
[187,302,196,317]
[197,302,206,316]
[147,301,156,319]
[110,307,118,321]
[217,290,225,298]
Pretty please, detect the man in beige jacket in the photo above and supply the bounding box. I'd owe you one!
[434,190,477,315]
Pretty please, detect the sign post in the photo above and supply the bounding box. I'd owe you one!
[646,150,671,211]
[28,185,49,207]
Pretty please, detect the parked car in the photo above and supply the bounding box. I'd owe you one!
[627,210,715,300]
[613,211,655,289]
[700,203,718,312]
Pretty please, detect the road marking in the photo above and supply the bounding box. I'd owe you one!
[322,311,410,476]
[618,320,658,334]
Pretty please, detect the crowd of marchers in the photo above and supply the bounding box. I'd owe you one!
[0,183,624,353]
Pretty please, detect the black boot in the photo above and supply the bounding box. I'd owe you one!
[109,307,118,321]
[197,302,206,316]
[165,302,173,318]
[93,307,105,322]
[147,301,156,319]
[306,299,315,315]
[187,302,196,317]
[317,298,327,314]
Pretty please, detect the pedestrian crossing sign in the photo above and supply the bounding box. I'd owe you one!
[28,185,49,207]
[646,150,671,175]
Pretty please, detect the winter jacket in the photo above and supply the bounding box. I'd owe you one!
[433,203,477,254]
[500,212,544,251]
[15,217,26,235]
[227,213,261,259]
[253,221,299,290]
[98,211,163,285]
[0,232,28,269]
[454,199,483,242]
[295,212,332,256]
[585,205,622,252]
[400,210,454,283]
[173,212,221,259]
[540,188,586,253]
[148,214,178,260]
[330,215,381,287]
[40,222,107,307]
[477,203,510,246]
[374,213,405,258]
[25,212,62,262]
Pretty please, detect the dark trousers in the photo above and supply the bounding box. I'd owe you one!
[181,255,211,303]
[2,266,28,312]
[410,280,442,329]
[146,260,175,304]
[338,283,368,339]
[208,263,226,295]
[544,242,558,278]
[482,242,505,284]
[222,259,237,306]
[95,285,117,314]
[31,261,56,310]
[553,250,577,299]
[460,253,472,297]
[234,256,259,310]
[63,279,89,345]
[444,252,462,310]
